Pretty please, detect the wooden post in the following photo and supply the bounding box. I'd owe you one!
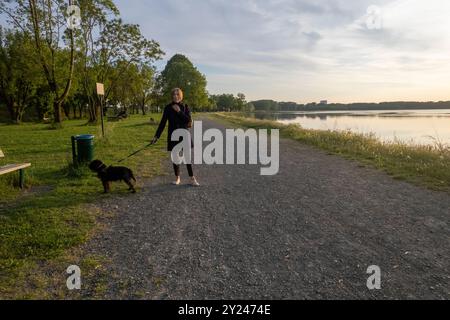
[96,83,105,138]
[100,95,105,137]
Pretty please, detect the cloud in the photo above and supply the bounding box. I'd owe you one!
[115,0,450,102]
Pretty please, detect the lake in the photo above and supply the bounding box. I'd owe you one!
[247,109,450,146]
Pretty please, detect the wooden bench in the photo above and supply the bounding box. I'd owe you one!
[0,149,31,189]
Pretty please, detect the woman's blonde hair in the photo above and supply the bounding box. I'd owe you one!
[171,88,184,100]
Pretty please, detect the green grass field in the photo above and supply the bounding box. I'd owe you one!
[0,114,168,298]
[213,113,450,193]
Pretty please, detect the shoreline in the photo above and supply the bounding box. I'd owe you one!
[212,113,450,193]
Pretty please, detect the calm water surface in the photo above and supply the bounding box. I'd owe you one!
[249,109,450,146]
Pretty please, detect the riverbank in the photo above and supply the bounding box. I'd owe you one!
[0,115,167,298]
[212,113,450,193]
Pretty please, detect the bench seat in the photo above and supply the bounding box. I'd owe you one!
[0,163,31,188]
[0,163,31,175]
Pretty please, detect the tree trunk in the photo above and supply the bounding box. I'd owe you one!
[63,104,70,119]
[15,108,24,124]
[6,102,15,122]
[141,97,147,115]
[78,104,83,119]
[88,104,96,123]
[54,101,62,123]
[88,101,102,123]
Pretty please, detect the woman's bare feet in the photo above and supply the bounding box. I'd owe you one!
[172,176,181,185]
[190,176,200,187]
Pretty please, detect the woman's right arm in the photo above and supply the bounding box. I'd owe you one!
[152,107,168,143]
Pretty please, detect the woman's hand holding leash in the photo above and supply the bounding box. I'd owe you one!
[150,137,158,145]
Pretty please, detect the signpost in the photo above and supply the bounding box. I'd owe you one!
[96,83,105,137]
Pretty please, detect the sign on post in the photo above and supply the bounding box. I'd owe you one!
[96,83,105,96]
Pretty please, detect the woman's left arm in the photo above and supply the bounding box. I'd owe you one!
[152,107,169,143]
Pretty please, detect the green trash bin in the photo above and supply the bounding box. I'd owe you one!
[71,134,95,166]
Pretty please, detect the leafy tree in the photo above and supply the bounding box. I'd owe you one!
[131,64,156,115]
[252,100,279,111]
[0,0,78,124]
[109,60,138,113]
[76,0,119,122]
[156,54,208,110]
[236,93,247,110]
[210,93,249,112]
[0,28,42,123]
[211,94,235,111]
[84,18,163,122]
[32,85,53,120]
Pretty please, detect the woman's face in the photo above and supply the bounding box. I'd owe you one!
[172,90,182,103]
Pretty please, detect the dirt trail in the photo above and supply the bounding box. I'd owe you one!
[85,117,449,299]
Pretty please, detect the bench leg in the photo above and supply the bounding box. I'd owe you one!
[19,169,25,189]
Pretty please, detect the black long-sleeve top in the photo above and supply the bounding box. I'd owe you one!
[154,102,193,151]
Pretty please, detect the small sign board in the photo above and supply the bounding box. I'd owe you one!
[96,83,105,96]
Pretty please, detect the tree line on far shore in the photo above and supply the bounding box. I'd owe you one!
[251,100,450,112]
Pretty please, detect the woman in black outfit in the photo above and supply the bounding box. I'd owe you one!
[151,88,200,186]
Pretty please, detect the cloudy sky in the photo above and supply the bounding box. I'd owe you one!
[116,0,450,103]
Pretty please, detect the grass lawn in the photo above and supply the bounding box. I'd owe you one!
[212,113,450,193]
[0,114,168,299]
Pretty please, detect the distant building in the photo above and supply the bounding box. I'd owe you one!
[320,100,328,105]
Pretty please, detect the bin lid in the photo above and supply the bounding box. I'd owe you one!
[75,134,95,140]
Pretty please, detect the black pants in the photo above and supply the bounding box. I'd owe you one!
[173,163,194,177]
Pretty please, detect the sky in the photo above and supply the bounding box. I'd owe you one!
[7,0,450,104]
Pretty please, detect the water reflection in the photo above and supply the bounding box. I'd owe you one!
[245,109,450,146]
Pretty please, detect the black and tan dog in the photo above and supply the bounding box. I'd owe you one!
[89,160,136,193]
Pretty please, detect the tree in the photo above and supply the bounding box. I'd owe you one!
[131,65,156,115]
[107,62,156,115]
[109,60,138,113]
[210,93,249,112]
[156,54,208,110]
[252,100,279,111]
[76,0,119,122]
[211,94,235,111]
[83,18,163,122]
[0,28,42,123]
[236,93,246,111]
[0,0,78,124]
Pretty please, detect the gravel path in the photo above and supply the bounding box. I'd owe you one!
[85,117,449,299]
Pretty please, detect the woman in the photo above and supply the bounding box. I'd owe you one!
[151,88,200,186]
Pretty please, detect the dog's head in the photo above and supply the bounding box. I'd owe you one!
[89,160,107,172]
